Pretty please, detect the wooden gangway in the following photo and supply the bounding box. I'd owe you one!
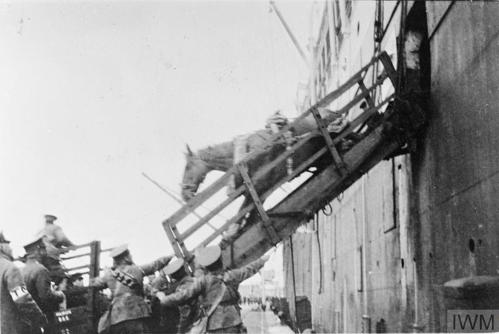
[162,51,425,268]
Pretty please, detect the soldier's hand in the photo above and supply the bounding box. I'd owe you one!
[261,254,271,262]
[57,278,68,291]
[156,291,167,301]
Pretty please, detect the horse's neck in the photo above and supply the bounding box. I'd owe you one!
[197,141,234,172]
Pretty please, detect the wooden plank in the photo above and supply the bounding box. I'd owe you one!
[65,264,91,272]
[163,170,235,227]
[310,107,346,175]
[338,94,394,135]
[61,252,91,261]
[315,54,381,109]
[164,224,184,259]
[358,79,375,109]
[379,51,398,88]
[198,145,329,249]
[334,80,381,117]
[238,163,280,244]
[180,187,245,240]
[88,241,100,332]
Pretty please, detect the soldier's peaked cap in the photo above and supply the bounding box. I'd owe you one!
[197,245,221,267]
[44,214,57,222]
[23,237,45,253]
[109,244,129,258]
[164,258,185,276]
[0,231,10,243]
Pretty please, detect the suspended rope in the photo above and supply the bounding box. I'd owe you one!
[315,213,323,294]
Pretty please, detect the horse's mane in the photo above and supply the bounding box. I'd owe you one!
[197,140,234,171]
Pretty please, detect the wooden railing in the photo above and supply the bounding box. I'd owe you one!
[60,241,112,332]
[163,51,398,264]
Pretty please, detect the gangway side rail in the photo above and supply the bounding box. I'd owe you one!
[237,163,280,244]
[177,87,394,245]
[224,99,426,268]
[164,52,386,227]
[163,51,397,262]
[60,241,103,332]
[194,94,394,249]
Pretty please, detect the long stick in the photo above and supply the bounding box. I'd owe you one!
[141,173,218,232]
[269,1,308,66]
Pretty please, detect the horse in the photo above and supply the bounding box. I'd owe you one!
[180,128,283,202]
[180,108,351,202]
[179,108,374,243]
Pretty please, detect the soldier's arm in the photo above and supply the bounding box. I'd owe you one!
[6,265,48,327]
[89,270,111,290]
[225,255,270,284]
[140,255,173,276]
[36,267,64,308]
[53,226,75,247]
[156,276,204,307]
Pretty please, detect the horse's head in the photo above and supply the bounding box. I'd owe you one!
[181,144,210,202]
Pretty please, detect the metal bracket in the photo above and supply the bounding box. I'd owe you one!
[237,163,280,245]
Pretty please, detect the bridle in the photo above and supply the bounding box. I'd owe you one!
[181,155,208,197]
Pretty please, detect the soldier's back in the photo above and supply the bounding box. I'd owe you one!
[0,257,22,334]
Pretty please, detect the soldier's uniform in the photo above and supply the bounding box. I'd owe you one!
[0,233,47,334]
[21,238,65,333]
[65,274,87,308]
[163,258,200,334]
[158,246,269,334]
[91,244,172,334]
[147,273,180,334]
[36,215,74,284]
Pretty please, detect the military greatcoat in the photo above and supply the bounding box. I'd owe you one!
[91,256,172,332]
[158,258,266,332]
[1,255,47,334]
[21,259,64,315]
[174,275,200,334]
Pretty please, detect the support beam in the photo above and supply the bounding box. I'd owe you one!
[237,163,280,245]
[310,107,347,175]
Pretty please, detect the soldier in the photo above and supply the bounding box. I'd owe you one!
[0,232,47,334]
[36,214,75,284]
[163,258,200,334]
[91,244,173,334]
[157,245,270,334]
[147,272,180,334]
[21,237,65,333]
[65,273,87,308]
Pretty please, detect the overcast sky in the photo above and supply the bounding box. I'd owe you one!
[0,0,314,282]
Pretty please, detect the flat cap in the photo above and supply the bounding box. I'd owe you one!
[163,258,185,276]
[109,244,129,258]
[23,237,45,253]
[44,214,57,222]
[197,245,221,267]
[0,231,10,244]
